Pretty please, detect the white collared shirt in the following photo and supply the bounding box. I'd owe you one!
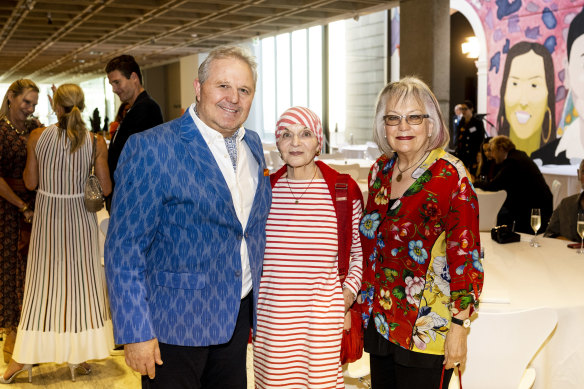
[189,104,258,298]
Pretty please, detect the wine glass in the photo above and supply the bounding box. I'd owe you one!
[577,211,584,254]
[530,208,541,247]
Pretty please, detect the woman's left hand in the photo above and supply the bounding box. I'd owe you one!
[343,288,355,313]
[443,323,469,370]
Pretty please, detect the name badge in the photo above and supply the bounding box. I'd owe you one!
[469,126,477,133]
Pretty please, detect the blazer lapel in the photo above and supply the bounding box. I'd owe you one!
[178,112,236,211]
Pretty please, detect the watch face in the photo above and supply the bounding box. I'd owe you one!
[463,319,471,328]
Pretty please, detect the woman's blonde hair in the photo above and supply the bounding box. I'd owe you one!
[373,76,449,157]
[0,79,39,118]
[53,84,87,153]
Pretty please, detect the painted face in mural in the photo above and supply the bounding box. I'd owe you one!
[566,35,584,121]
[504,50,549,141]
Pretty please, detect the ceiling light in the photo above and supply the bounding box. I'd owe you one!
[191,33,198,38]
[461,36,479,59]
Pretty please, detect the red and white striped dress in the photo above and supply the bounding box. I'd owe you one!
[253,177,363,389]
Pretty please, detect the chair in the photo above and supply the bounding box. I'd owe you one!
[550,179,562,209]
[477,190,506,231]
[328,163,360,181]
[344,352,371,389]
[449,308,558,389]
[269,150,284,171]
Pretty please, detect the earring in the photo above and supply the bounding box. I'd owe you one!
[428,132,432,138]
[316,149,321,156]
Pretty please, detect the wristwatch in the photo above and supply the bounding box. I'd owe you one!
[451,317,471,328]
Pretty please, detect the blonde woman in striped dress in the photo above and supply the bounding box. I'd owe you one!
[0,84,113,384]
[253,106,363,388]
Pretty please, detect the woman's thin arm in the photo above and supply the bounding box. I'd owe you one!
[0,178,28,209]
[94,134,112,197]
[23,128,43,190]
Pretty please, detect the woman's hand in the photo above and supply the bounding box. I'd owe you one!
[23,209,33,223]
[343,288,355,313]
[443,322,469,370]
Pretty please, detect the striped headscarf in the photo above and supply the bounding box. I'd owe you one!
[275,106,323,147]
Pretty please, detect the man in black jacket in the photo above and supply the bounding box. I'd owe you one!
[475,135,553,234]
[105,55,163,210]
[455,99,485,174]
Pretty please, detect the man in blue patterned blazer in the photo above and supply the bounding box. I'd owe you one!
[104,45,271,388]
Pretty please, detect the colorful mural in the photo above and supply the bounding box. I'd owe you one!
[469,0,584,164]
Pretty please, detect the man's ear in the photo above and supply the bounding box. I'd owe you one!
[194,79,201,103]
[130,72,140,84]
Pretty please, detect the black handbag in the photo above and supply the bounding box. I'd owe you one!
[491,225,520,244]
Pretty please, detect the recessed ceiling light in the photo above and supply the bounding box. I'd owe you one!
[191,33,198,38]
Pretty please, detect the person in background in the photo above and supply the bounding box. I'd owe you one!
[455,99,485,172]
[253,106,363,388]
[107,102,130,140]
[475,135,552,234]
[105,45,270,389]
[1,83,113,384]
[452,103,463,143]
[105,54,163,210]
[0,79,39,364]
[544,159,584,242]
[474,137,500,183]
[360,77,483,388]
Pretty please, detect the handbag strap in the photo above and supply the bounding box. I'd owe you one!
[439,365,462,389]
[89,132,97,176]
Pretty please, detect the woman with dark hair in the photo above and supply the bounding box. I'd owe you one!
[0,79,39,363]
[497,41,556,156]
[1,84,113,384]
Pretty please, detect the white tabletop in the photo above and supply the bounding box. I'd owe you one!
[478,232,584,388]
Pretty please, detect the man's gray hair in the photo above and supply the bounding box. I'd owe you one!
[198,45,258,86]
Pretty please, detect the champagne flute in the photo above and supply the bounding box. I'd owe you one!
[577,211,584,254]
[530,208,541,247]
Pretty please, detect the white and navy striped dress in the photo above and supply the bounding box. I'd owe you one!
[12,125,114,364]
[254,177,363,388]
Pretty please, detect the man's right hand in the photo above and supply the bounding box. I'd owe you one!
[124,338,163,379]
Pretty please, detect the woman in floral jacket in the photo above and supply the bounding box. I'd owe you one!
[359,77,483,388]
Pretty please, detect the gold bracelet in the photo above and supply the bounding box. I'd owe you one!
[19,203,29,213]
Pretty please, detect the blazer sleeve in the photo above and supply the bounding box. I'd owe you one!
[104,132,163,344]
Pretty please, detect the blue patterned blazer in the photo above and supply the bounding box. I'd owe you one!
[104,111,271,347]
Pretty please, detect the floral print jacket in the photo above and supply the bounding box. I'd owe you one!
[359,148,483,356]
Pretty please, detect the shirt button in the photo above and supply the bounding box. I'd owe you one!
[235,270,241,277]
[237,234,243,240]
[244,232,249,238]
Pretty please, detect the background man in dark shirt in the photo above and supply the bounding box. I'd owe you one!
[105,55,163,210]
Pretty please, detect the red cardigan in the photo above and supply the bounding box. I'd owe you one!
[270,160,363,278]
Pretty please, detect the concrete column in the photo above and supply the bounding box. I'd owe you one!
[400,0,450,118]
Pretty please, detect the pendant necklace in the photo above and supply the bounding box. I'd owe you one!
[287,165,318,204]
[3,117,25,135]
[395,151,428,182]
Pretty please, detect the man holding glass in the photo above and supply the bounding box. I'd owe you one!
[544,159,584,242]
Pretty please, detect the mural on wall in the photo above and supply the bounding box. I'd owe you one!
[471,0,584,165]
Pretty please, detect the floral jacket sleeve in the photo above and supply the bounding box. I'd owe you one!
[358,148,483,355]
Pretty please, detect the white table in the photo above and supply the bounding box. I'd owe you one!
[479,232,584,388]
[339,145,369,159]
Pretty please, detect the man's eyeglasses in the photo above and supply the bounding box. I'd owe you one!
[383,114,430,126]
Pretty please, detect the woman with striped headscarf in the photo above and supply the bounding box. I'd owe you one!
[253,106,363,388]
